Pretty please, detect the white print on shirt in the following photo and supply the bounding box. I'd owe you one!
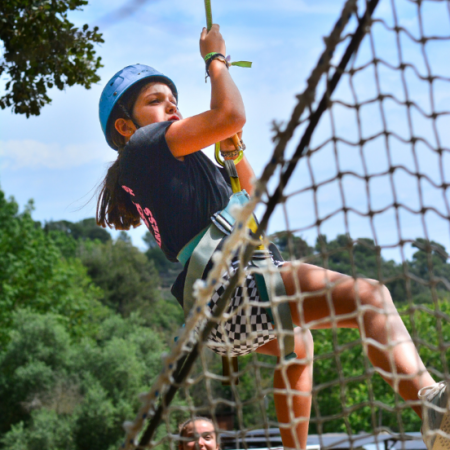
[122,185,162,248]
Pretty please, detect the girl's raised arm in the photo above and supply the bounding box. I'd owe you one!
[166,24,246,158]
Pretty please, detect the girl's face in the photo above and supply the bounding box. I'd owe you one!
[132,82,181,126]
[180,420,219,450]
[114,81,182,141]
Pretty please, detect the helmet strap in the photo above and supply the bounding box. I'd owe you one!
[118,101,141,130]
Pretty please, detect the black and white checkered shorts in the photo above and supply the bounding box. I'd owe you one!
[206,259,284,357]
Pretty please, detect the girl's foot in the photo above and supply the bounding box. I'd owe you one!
[419,382,450,450]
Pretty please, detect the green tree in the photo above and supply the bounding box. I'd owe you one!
[76,237,185,335]
[1,409,76,450]
[315,234,387,279]
[0,191,105,345]
[269,232,450,305]
[143,231,182,288]
[45,218,111,244]
[0,310,74,435]
[269,231,314,260]
[45,221,183,336]
[77,238,159,316]
[408,239,450,302]
[0,309,170,450]
[0,1,103,116]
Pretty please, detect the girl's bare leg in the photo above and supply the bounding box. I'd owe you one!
[257,328,313,449]
[281,262,435,418]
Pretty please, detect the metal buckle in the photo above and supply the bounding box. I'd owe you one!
[211,212,233,235]
[252,249,271,260]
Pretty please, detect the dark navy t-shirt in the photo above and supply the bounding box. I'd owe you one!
[119,121,232,304]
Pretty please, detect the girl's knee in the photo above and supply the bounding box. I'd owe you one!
[358,279,394,312]
[293,328,314,362]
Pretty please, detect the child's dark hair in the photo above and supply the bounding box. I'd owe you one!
[96,80,151,230]
[178,417,219,449]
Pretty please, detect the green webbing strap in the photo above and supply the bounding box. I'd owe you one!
[178,226,209,267]
[230,61,252,68]
[179,191,249,270]
[253,258,297,360]
[183,223,224,317]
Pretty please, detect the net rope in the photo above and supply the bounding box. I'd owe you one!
[121,0,450,448]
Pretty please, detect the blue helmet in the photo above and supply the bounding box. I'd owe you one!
[99,64,178,150]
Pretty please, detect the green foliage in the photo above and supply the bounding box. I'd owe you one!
[0,188,183,448]
[0,192,106,345]
[0,1,104,116]
[144,231,182,288]
[270,231,314,260]
[1,409,76,450]
[77,238,162,319]
[0,310,73,436]
[403,298,450,379]
[43,226,79,259]
[409,238,450,297]
[0,310,168,450]
[44,222,183,334]
[45,218,112,244]
[315,234,384,278]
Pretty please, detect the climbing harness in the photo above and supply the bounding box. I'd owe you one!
[176,2,297,377]
[177,188,297,362]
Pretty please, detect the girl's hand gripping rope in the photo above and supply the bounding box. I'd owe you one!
[200,24,226,60]
[220,130,244,159]
[201,25,246,172]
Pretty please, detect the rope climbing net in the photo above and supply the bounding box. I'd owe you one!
[122,0,450,448]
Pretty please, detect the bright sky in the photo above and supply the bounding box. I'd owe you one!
[1,0,449,262]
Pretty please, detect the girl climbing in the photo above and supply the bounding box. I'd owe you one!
[97,24,448,450]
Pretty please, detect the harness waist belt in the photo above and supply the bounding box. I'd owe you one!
[177,190,251,266]
[177,190,297,360]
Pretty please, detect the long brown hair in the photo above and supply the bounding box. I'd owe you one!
[96,81,150,230]
[96,148,141,230]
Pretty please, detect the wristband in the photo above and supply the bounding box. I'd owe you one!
[203,52,253,82]
[204,53,229,82]
[204,53,253,69]
[204,52,222,61]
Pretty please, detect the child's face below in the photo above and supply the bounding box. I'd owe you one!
[133,82,181,127]
[180,421,219,450]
